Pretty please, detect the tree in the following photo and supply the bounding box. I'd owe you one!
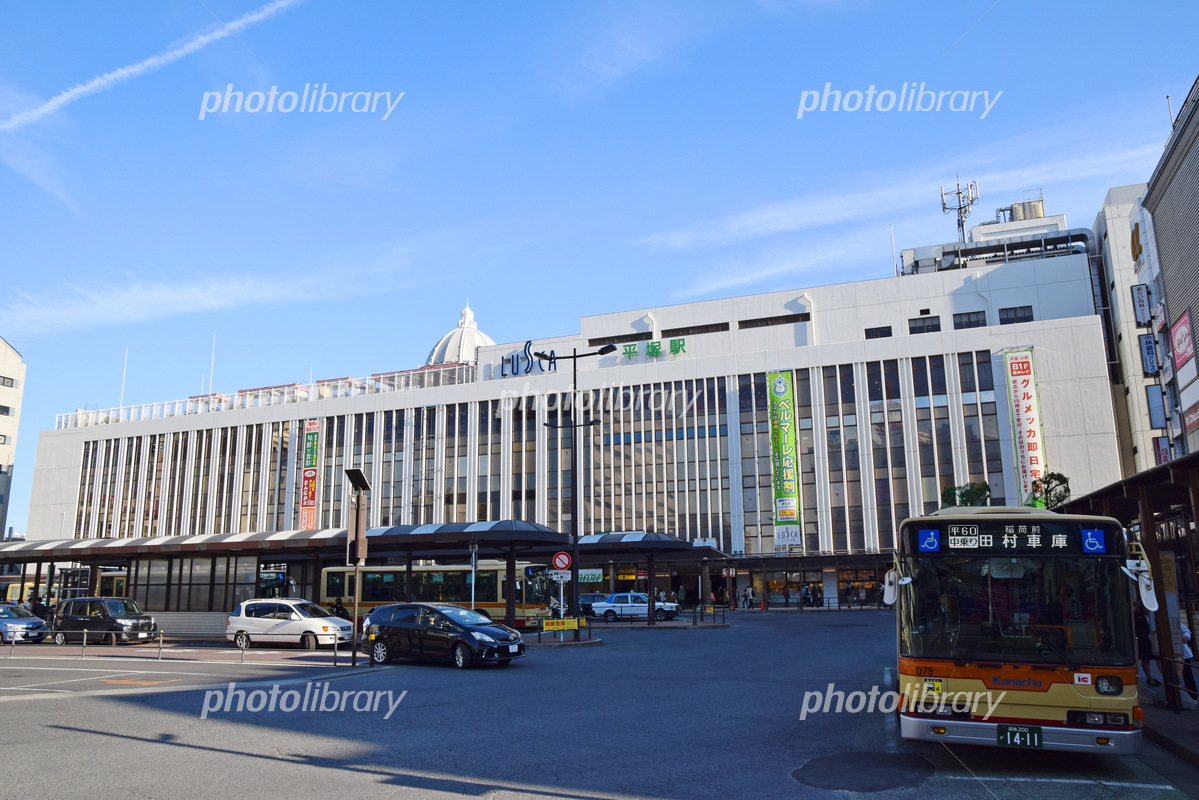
[940,481,991,509]
[1028,472,1070,508]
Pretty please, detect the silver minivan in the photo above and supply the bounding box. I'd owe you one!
[226,598,353,649]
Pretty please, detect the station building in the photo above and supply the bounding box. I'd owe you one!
[23,212,1124,608]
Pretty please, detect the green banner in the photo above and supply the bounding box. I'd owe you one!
[767,371,801,543]
[304,429,319,469]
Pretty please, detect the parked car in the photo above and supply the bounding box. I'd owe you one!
[0,605,48,643]
[363,602,524,669]
[591,593,679,622]
[52,597,157,645]
[578,593,610,617]
[226,598,353,649]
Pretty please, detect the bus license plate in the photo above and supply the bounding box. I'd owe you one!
[997,725,1042,748]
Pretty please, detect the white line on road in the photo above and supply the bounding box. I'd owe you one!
[941,776,1176,790]
[9,671,144,689]
[882,667,897,753]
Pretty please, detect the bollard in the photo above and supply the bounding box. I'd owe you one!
[157,630,164,661]
[239,635,246,664]
[332,635,338,667]
[8,634,14,658]
[81,629,87,659]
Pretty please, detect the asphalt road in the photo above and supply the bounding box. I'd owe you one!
[3,610,1198,799]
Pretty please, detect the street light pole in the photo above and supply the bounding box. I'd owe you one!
[536,344,616,641]
[345,468,371,667]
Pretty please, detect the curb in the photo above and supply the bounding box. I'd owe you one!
[1144,724,1199,768]
[525,638,604,649]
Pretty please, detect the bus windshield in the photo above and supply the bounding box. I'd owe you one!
[898,554,1134,667]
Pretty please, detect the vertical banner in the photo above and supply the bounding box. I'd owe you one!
[300,419,319,530]
[1171,311,1194,369]
[1153,436,1171,465]
[1130,284,1152,327]
[1139,333,1160,375]
[1004,351,1045,506]
[767,371,802,544]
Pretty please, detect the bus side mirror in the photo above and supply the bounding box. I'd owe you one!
[882,570,899,606]
[1122,559,1158,612]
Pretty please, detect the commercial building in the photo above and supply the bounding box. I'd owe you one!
[1144,75,1199,455]
[22,206,1124,607]
[0,335,25,540]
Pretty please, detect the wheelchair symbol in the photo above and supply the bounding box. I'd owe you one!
[919,530,940,552]
[1082,530,1105,553]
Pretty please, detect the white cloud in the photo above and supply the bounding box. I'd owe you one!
[643,131,1163,253]
[0,0,302,133]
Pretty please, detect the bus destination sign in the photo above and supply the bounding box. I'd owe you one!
[907,522,1119,556]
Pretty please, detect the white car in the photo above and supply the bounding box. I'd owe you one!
[591,593,680,622]
[226,598,353,649]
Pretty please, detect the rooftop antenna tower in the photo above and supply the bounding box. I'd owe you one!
[941,176,979,244]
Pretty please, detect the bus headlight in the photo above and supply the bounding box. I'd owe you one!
[1095,676,1123,695]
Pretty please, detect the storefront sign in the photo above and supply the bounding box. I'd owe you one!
[499,341,556,378]
[1171,311,1194,370]
[1004,351,1045,506]
[766,371,802,544]
[1154,436,1171,465]
[301,419,319,530]
[1139,334,1159,375]
[578,569,603,583]
[621,338,687,361]
[1184,403,1199,436]
[1131,284,1152,327]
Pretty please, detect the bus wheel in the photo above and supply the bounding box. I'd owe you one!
[301,633,317,651]
[372,641,391,665]
[453,643,473,669]
[53,632,67,646]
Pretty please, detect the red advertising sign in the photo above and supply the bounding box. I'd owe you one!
[1153,436,1172,465]
[1185,404,1199,436]
[1171,311,1195,369]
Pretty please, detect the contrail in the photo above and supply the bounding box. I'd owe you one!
[0,0,302,133]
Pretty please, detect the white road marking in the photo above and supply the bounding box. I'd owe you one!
[941,776,1176,790]
[10,671,143,689]
[882,667,897,754]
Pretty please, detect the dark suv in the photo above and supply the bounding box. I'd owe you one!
[53,597,157,645]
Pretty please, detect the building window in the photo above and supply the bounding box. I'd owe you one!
[0,406,9,416]
[738,312,811,329]
[661,322,730,338]
[909,317,941,334]
[999,306,1034,325]
[587,331,652,348]
[0,376,12,388]
[865,326,892,339]
[0,434,6,444]
[953,311,987,330]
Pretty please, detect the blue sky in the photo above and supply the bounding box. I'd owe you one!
[1,0,1196,536]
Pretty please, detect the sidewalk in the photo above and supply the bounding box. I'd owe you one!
[1142,680,1199,766]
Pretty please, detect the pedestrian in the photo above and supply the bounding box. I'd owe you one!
[801,585,811,607]
[30,594,48,621]
[744,586,753,610]
[1135,605,1161,686]
[783,587,791,608]
[859,585,867,608]
[332,597,350,621]
[1182,622,1198,702]
[678,586,686,607]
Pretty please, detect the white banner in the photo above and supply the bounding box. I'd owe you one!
[1131,284,1152,327]
[1005,350,1045,505]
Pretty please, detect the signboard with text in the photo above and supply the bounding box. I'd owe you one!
[1139,334,1160,375]
[766,371,802,544]
[301,419,320,530]
[1131,284,1152,327]
[1154,436,1172,465]
[1004,350,1045,506]
[1171,311,1195,370]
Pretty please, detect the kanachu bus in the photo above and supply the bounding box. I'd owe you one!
[2,568,127,604]
[883,506,1157,754]
[320,561,554,626]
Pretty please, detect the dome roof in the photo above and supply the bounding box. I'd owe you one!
[425,304,495,366]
